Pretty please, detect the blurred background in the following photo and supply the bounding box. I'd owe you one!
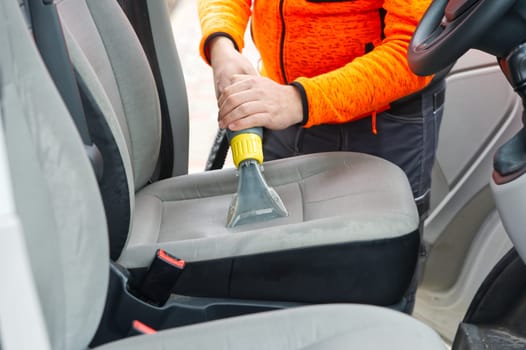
[169,0,259,173]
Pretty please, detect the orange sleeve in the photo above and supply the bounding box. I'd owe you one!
[197,0,252,64]
[295,0,433,128]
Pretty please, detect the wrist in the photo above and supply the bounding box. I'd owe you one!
[286,84,305,126]
[289,82,309,125]
[207,34,237,66]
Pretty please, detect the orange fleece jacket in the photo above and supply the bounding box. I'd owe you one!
[198,0,433,128]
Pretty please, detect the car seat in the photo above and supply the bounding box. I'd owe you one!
[35,0,424,308]
[15,0,424,312]
[0,0,446,348]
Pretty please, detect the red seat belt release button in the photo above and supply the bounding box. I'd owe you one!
[129,320,157,336]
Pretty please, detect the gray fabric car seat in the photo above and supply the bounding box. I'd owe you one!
[49,0,421,305]
[0,1,446,349]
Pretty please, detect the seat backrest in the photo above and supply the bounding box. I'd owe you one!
[58,0,162,191]
[55,0,168,259]
[0,0,109,349]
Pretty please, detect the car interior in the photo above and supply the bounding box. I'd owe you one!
[2,0,526,349]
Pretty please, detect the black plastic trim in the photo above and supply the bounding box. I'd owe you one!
[493,128,526,179]
[92,235,418,347]
[90,263,302,347]
[463,248,526,324]
[452,248,526,350]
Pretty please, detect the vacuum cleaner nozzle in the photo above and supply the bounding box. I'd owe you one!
[226,128,288,227]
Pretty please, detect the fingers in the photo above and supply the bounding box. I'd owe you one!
[214,79,228,98]
[219,88,258,116]
[217,75,265,129]
[227,113,268,131]
[217,74,256,107]
[216,75,294,130]
[218,97,265,129]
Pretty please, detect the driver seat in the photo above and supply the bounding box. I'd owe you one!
[48,0,421,306]
[1,0,446,348]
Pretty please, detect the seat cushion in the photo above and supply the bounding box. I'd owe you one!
[95,304,446,350]
[118,152,420,304]
[121,152,418,264]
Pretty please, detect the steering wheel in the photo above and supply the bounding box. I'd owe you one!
[408,0,516,76]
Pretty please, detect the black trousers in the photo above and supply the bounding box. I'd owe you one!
[263,79,446,217]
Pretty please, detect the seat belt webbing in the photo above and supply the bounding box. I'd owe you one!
[25,0,103,180]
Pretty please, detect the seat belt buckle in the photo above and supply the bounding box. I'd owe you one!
[136,249,185,306]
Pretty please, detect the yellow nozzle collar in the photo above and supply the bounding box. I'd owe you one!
[230,132,264,168]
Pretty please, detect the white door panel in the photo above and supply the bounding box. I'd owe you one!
[416,49,523,342]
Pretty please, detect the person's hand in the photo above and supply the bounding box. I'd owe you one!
[217,74,303,131]
[209,36,257,98]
